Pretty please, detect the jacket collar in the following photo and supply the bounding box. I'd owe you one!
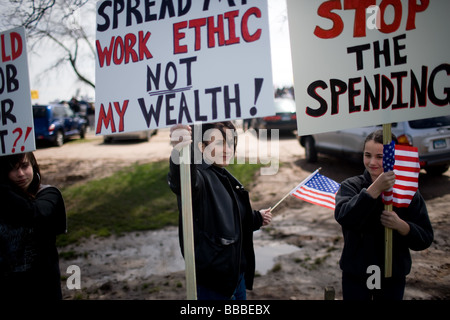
[199,160,244,189]
[200,160,212,170]
[363,169,374,185]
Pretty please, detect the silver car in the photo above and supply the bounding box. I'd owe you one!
[103,129,157,143]
[299,116,450,175]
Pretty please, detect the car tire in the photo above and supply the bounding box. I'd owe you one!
[54,130,64,147]
[250,118,260,133]
[79,125,86,139]
[143,130,154,142]
[304,136,318,163]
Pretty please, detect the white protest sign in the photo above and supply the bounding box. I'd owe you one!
[0,26,35,156]
[95,0,274,135]
[287,0,450,136]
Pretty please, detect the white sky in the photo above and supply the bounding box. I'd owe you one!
[24,0,293,104]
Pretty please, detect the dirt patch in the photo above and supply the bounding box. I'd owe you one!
[35,130,450,300]
[39,158,132,188]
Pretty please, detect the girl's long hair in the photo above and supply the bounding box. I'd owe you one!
[0,152,42,198]
[364,129,398,148]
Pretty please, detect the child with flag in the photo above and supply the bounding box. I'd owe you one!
[335,129,433,300]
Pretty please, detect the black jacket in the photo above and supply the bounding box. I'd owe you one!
[168,157,263,297]
[0,184,67,300]
[335,170,433,278]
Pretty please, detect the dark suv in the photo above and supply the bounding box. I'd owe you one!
[33,104,87,147]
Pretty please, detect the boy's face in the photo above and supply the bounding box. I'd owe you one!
[202,128,235,167]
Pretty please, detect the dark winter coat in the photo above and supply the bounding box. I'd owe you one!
[0,184,66,300]
[335,170,433,278]
[168,158,263,297]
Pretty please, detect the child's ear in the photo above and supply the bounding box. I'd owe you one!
[197,142,205,152]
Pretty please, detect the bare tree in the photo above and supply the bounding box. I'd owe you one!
[3,0,56,30]
[1,0,95,89]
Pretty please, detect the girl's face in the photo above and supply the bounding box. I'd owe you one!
[201,129,235,167]
[363,139,384,181]
[8,155,34,191]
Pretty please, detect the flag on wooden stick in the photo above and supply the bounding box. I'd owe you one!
[271,169,341,212]
[382,142,420,208]
[290,170,341,210]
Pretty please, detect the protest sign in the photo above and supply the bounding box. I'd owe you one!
[95,0,274,135]
[287,0,450,136]
[0,26,35,156]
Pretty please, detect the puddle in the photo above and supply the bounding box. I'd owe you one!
[61,227,301,286]
[254,240,300,275]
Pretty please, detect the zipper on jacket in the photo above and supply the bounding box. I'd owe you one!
[232,184,243,298]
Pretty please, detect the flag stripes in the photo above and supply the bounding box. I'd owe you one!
[290,171,340,210]
[292,186,336,210]
[383,144,420,208]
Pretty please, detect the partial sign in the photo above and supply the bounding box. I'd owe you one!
[287,0,450,136]
[95,0,274,135]
[0,27,35,156]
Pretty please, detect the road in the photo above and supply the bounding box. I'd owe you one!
[34,127,304,163]
[33,127,305,187]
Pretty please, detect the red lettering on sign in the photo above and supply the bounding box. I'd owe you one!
[96,31,152,67]
[314,0,429,39]
[1,32,23,63]
[173,7,262,54]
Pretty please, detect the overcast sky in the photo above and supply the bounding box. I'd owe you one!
[23,0,294,104]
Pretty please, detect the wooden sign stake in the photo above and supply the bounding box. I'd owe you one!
[383,123,393,278]
[180,145,197,299]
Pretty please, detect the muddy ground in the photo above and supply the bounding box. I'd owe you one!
[34,128,450,300]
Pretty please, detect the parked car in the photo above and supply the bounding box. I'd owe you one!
[250,97,297,133]
[103,129,157,143]
[298,116,450,175]
[33,104,87,147]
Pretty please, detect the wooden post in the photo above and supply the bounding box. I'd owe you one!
[383,124,393,278]
[324,286,335,300]
[180,145,197,299]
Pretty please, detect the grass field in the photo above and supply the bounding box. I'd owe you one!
[57,161,262,247]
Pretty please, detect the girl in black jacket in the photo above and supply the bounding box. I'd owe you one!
[335,130,433,300]
[0,152,66,300]
[168,122,272,300]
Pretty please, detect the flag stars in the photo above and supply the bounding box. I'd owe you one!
[383,141,396,172]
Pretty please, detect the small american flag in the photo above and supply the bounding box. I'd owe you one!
[290,170,340,210]
[382,142,420,208]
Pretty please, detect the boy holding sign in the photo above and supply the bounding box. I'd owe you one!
[168,122,272,300]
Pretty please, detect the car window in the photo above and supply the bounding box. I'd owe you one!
[274,99,296,113]
[33,106,47,118]
[409,116,450,129]
[65,107,74,117]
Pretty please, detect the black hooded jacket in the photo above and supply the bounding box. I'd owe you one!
[335,170,433,278]
[168,157,263,297]
[0,184,66,299]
